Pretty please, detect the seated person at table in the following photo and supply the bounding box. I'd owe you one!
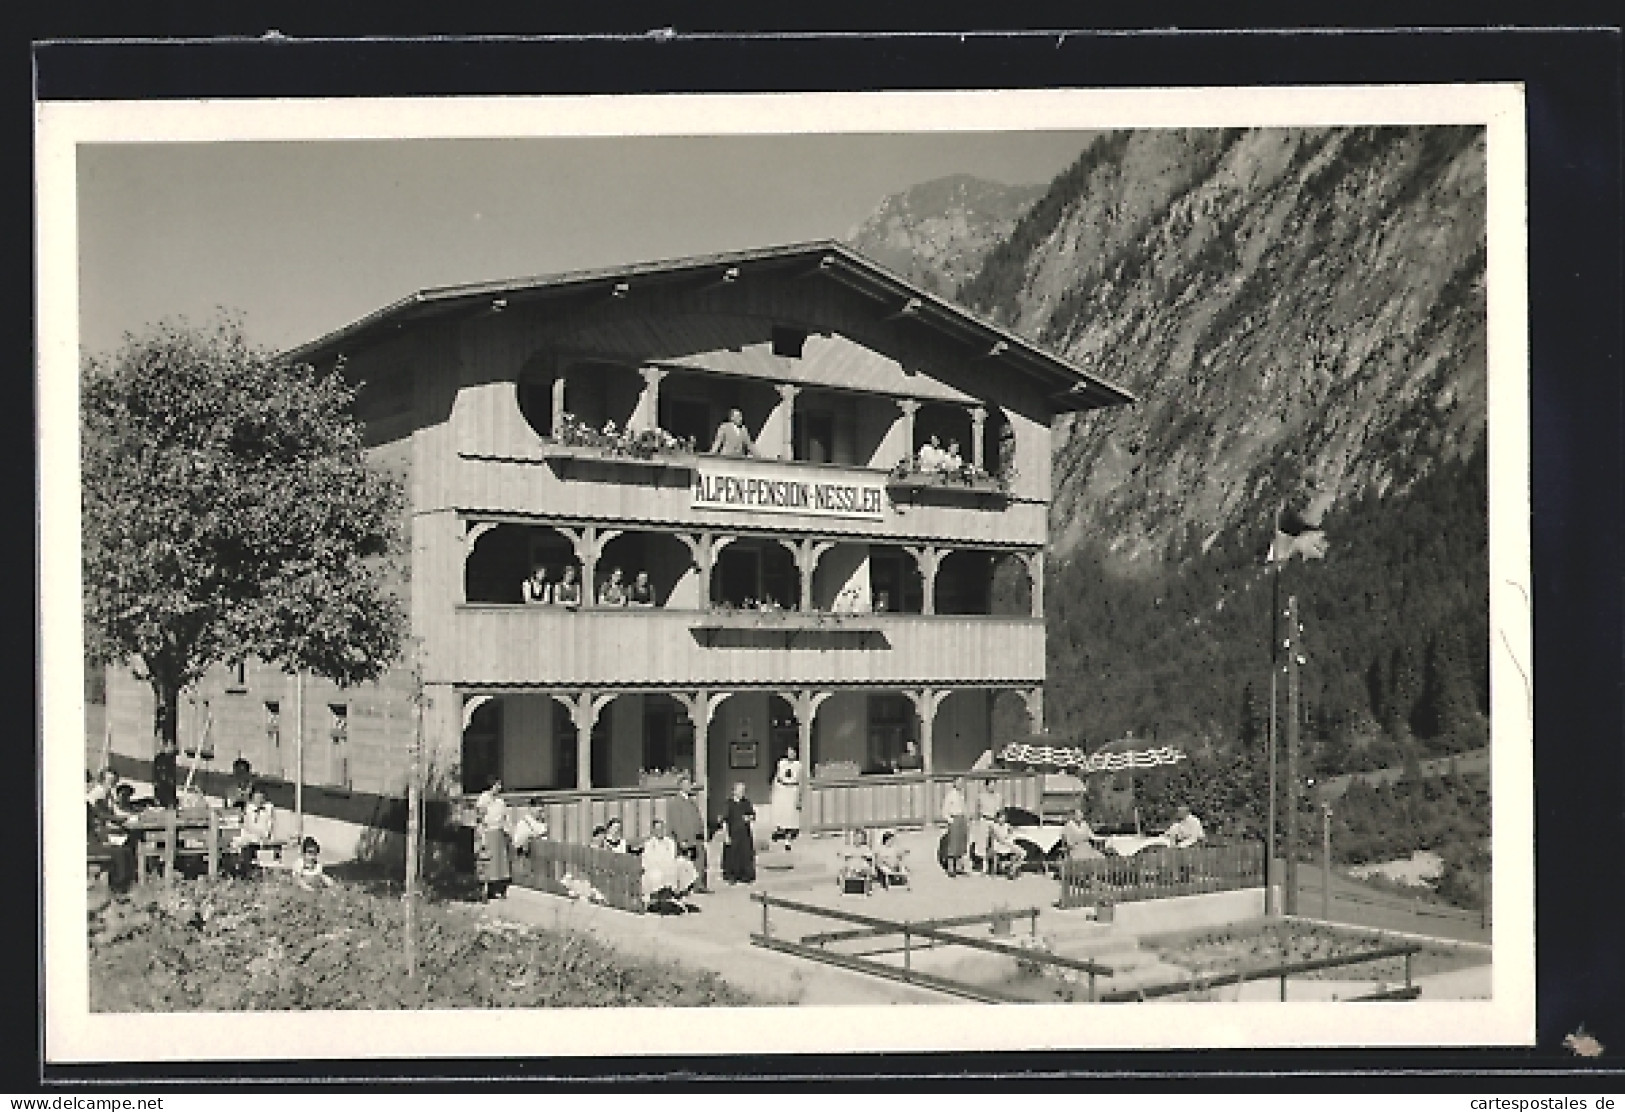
[941,438,965,474]
[872,830,910,888]
[597,566,629,607]
[1063,808,1104,860]
[232,787,278,875]
[588,824,608,850]
[114,783,154,813]
[602,817,628,853]
[1164,805,1205,848]
[87,769,133,822]
[521,563,552,605]
[553,565,583,609]
[87,803,135,894]
[638,819,699,909]
[290,837,334,891]
[228,757,255,811]
[627,570,657,608]
[916,434,946,473]
[987,811,1024,880]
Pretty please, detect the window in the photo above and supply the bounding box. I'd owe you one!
[866,694,915,774]
[771,325,808,358]
[226,661,248,693]
[328,704,350,789]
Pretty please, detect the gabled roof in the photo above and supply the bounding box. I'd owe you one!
[283,240,1135,412]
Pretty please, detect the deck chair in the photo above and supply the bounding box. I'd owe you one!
[837,849,874,895]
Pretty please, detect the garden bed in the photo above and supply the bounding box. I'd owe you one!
[88,875,754,1011]
[1140,918,1488,982]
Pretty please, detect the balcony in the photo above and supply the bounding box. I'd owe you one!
[443,604,1044,688]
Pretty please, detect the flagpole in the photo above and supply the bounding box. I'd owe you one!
[1285,593,1302,917]
[1266,561,1280,917]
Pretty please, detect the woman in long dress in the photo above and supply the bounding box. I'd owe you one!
[721,781,757,884]
[474,777,512,901]
[769,744,802,849]
[939,777,970,876]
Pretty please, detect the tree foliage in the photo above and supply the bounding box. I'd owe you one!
[82,315,407,743]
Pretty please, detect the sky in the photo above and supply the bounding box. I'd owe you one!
[76,131,1095,359]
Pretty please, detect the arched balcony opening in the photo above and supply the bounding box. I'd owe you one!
[595,530,698,609]
[934,550,996,615]
[464,523,578,605]
[866,544,925,614]
[810,541,873,613]
[461,693,579,794]
[557,360,644,440]
[589,692,696,789]
[983,404,1015,482]
[658,369,779,457]
[787,387,890,467]
[990,551,1035,616]
[912,401,975,468]
[709,536,799,610]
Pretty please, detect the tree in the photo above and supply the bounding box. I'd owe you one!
[82,315,407,750]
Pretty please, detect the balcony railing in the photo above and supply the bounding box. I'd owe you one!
[446,604,1044,687]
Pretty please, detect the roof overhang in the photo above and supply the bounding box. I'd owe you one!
[282,240,1135,412]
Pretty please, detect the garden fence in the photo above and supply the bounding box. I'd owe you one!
[1058,841,1265,908]
[515,839,645,913]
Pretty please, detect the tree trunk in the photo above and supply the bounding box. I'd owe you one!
[151,676,180,749]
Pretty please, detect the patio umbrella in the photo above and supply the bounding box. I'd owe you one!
[997,734,1188,774]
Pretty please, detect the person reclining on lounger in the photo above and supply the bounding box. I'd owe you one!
[639,818,699,911]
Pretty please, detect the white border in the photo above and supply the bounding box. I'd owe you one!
[38,85,1533,1061]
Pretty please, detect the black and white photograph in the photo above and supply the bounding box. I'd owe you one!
[39,86,1534,1060]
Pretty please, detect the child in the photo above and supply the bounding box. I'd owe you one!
[873,830,910,889]
[290,836,334,891]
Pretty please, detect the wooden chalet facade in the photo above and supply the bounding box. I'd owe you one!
[101,241,1133,856]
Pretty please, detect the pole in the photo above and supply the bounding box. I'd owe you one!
[1285,594,1301,917]
[1321,802,1332,922]
[1265,562,1280,917]
[294,670,305,842]
[405,679,422,979]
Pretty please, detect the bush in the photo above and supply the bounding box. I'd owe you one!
[89,876,753,1011]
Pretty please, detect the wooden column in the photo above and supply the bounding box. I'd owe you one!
[906,688,950,778]
[421,683,463,797]
[775,383,800,460]
[557,691,615,792]
[562,524,623,609]
[675,689,729,822]
[904,544,944,615]
[1020,686,1045,738]
[638,366,668,433]
[896,397,920,463]
[969,406,987,471]
[795,538,834,612]
[780,689,832,767]
[550,373,568,437]
[1020,550,1045,618]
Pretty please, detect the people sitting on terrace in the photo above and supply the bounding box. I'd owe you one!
[597,566,629,607]
[916,434,946,472]
[512,808,548,856]
[709,408,756,457]
[1164,805,1205,849]
[987,810,1025,880]
[941,439,965,473]
[87,802,135,894]
[291,837,334,891]
[553,565,583,609]
[231,786,278,876]
[873,830,910,888]
[588,824,608,850]
[87,769,130,820]
[229,757,255,811]
[522,564,552,605]
[627,569,656,608]
[113,783,153,814]
[890,739,923,773]
[602,817,628,853]
[639,818,699,911]
[1063,808,1105,861]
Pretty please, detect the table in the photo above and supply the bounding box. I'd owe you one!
[1103,833,1173,858]
[128,807,238,882]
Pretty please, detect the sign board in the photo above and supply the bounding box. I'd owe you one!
[692,466,886,520]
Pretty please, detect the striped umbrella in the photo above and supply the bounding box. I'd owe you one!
[998,734,1188,774]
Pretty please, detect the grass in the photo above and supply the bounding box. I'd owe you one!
[88,873,755,1012]
[1140,919,1487,982]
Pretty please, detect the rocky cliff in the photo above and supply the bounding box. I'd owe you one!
[845,173,1046,297]
[955,126,1488,565]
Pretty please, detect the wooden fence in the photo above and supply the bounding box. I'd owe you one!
[455,786,675,845]
[1058,842,1265,908]
[514,837,645,913]
[804,770,1042,834]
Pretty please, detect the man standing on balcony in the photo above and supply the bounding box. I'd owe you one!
[668,774,710,893]
[709,408,756,457]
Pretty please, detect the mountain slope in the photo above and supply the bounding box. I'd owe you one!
[845,173,1046,296]
[959,126,1487,565]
